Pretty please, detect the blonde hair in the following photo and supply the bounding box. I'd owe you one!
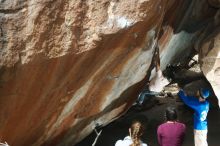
[129,121,144,146]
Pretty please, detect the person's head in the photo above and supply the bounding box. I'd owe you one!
[198,88,210,102]
[165,106,177,121]
[129,120,144,146]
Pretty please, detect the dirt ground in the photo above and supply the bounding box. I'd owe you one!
[75,95,220,146]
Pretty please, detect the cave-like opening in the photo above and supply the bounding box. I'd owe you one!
[76,56,220,146]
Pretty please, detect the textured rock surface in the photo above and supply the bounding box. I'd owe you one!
[0,0,165,145]
[196,10,220,105]
[200,29,220,105]
[0,0,219,146]
[208,0,220,8]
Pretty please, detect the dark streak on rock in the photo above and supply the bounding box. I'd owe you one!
[0,4,27,14]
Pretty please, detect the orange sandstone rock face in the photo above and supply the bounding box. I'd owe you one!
[0,0,219,145]
[0,0,166,145]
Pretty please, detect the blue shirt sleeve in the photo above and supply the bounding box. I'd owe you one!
[178,90,200,110]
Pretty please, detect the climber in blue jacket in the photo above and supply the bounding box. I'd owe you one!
[178,88,210,146]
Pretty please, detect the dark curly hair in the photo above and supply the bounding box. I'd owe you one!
[165,106,177,121]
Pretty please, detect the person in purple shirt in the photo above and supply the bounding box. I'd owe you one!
[157,106,186,146]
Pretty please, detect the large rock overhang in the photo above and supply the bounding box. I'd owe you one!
[0,0,219,145]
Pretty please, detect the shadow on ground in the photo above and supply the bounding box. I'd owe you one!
[75,98,220,146]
